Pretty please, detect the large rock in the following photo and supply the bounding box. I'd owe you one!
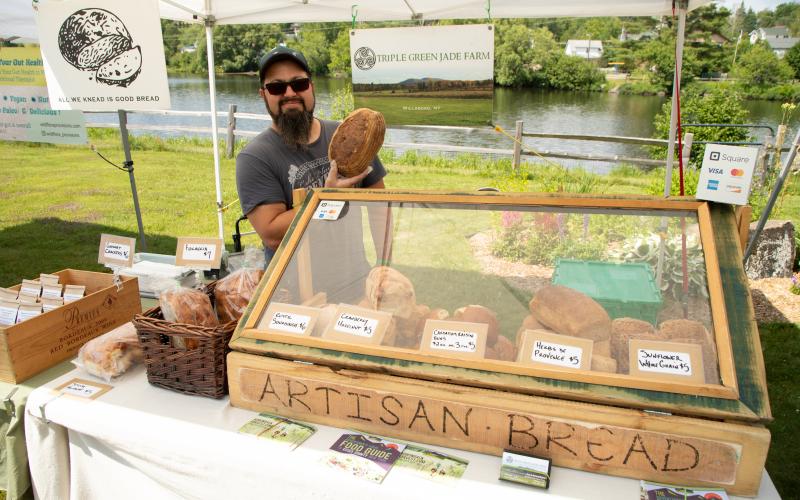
[745,220,796,279]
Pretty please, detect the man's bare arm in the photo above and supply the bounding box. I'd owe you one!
[246,203,296,251]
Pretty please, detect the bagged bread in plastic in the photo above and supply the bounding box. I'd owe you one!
[75,322,143,381]
[159,286,219,328]
[214,247,265,323]
[215,268,264,323]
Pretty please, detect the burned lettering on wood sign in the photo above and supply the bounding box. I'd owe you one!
[235,367,738,485]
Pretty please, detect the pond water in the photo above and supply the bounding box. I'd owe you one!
[85,74,796,172]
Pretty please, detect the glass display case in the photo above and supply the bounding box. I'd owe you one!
[228,190,770,495]
[231,189,768,422]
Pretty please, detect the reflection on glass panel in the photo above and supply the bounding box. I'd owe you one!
[265,200,720,386]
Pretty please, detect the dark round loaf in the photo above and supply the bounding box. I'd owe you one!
[328,108,386,178]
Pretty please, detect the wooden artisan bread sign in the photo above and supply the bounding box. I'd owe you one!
[328,108,386,178]
[228,352,769,496]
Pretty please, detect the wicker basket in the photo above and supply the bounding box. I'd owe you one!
[133,282,236,399]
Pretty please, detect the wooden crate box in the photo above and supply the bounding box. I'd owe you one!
[0,269,141,383]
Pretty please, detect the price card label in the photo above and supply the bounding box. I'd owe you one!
[531,340,583,368]
[335,313,378,338]
[56,378,113,400]
[175,237,223,269]
[518,330,593,370]
[629,339,705,383]
[314,200,346,220]
[431,329,478,353]
[322,304,391,345]
[98,234,136,268]
[420,320,487,359]
[269,312,311,334]
[254,303,320,337]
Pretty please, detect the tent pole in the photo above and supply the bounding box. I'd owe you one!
[205,17,225,240]
[118,109,147,251]
[663,0,688,197]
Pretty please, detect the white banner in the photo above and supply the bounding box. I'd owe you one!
[34,0,170,110]
[0,46,87,144]
[350,24,494,126]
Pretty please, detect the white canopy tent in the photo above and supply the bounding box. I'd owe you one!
[1,0,708,240]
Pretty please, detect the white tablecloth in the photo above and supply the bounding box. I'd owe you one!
[24,364,781,500]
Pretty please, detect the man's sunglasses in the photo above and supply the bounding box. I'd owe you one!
[263,78,311,96]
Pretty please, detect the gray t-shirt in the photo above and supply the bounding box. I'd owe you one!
[236,119,385,214]
[235,119,387,303]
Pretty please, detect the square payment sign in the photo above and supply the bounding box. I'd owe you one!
[696,144,758,205]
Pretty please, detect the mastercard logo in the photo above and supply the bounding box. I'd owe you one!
[730,168,744,177]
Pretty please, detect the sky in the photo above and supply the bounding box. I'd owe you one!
[718,0,795,12]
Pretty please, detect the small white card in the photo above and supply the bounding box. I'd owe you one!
[16,304,42,323]
[98,234,136,268]
[41,297,64,313]
[531,340,584,369]
[314,200,346,220]
[269,311,312,334]
[0,301,19,326]
[335,313,378,338]
[629,340,704,383]
[517,330,593,371]
[39,273,60,286]
[17,294,40,305]
[41,284,63,299]
[419,320,487,359]
[63,285,86,303]
[20,279,42,297]
[175,237,223,269]
[696,144,758,205]
[430,329,478,353]
[636,348,693,375]
[321,304,391,345]
[56,378,113,400]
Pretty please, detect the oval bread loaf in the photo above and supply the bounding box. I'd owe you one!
[328,108,386,178]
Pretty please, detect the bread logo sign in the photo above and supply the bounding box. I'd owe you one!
[58,9,142,87]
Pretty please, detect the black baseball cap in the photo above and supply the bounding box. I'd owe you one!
[258,46,312,83]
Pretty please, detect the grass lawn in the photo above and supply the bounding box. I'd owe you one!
[1,132,798,498]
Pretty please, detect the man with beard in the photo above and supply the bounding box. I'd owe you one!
[236,46,388,302]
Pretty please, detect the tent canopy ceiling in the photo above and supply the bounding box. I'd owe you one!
[159,0,709,24]
[3,0,710,39]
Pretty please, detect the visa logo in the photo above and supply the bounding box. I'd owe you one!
[708,168,724,174]
[707,179,720,190]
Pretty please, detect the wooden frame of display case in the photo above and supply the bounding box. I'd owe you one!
[229,190,772,495]
[231,190,770,423]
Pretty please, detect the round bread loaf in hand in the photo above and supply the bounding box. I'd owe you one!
[328,108,386,178]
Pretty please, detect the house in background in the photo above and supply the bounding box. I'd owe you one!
[749,26,800,58]
[565,40,603,59]
[618,27,657,42]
